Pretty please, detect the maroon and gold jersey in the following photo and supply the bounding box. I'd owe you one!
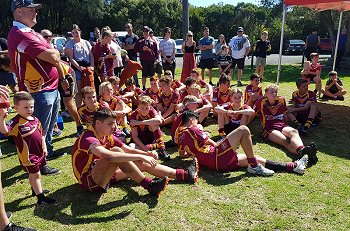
[171,80,182,90]
[212,87,230,105]
[121,87,144,106]
[6,115,44,167]
[78,102,100,125]
[98,95,122,111]
[180,89,190,101]
[129,107,158,133]
[158,90,179,111]
[176,126,216,169]
[291,90,317,108]
[144,88,161,106]
[224,103,250,125]
[244,84,262,103]
[72,126,123,184]
[253,96,287,130]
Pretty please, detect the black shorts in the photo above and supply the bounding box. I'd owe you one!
[199,58,214,69]
[141,60,155,78]
[224,121,240,135]
[58,73,75,98]
[231,58,245,70]
[0,71,17,86]
[155,62,162,75]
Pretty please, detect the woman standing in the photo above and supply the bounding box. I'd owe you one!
[214,34,226,57]
[181,31,197,83]
[65,24,94,107]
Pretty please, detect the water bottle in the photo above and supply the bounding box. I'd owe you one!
[57,115,64,130]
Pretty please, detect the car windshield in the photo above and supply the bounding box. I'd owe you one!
[290,40,305,44]
[175,39,183,45]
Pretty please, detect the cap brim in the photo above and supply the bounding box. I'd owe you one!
[27,4,42,9]
[185,100,201,106]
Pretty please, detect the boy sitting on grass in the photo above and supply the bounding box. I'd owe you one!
[0,92,56,205]
[301,52,322,97]
[322,71,347,101]
[244,73,263,108]
[130,96,170,160]
[72,108,198,196]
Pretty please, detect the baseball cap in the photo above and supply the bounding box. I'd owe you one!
[11,0,42,12]
[143,26,150,32]
[237,27,244,32]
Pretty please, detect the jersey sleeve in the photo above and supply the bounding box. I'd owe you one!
[171,92,180,104]
[20,33,50,60]
[192,127,208,143]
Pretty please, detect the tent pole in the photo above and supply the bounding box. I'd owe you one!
[333,11,343,71]
[277,4,287,84]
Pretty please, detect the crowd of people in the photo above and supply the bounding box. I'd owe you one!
[0,0,348,230]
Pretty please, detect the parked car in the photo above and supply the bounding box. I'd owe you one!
[284,39,305,55]
[319,38,332,53]
[175,39,183,57]
[112,31,128,46]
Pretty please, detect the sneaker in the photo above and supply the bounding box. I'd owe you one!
[52,129,62,137]
[297,125,308,135]
[165,140,177,148]
[308,142,318,164]
[299,145,311,156]
[186,157,199,183]
[293,155,308,175]
[158,149,170,161]
[148,177,169,196]
[46,152,67,161]
[209,81,215,86]
[237,81,243,87]
[336,95,344,101]
[6,211,12,219]
[40,165,61,175]
[60,111,71,118]
[247,163,274,176]
[37,195,56,205]
[31,188,50,197]
[122,127,131,138]
[3,223,37,231]
[76,125,84,137]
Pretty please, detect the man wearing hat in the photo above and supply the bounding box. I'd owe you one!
[228,27,250,87]
[134,26,158,90]
[7,0,65,174]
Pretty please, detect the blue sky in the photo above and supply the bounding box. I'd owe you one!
[189,0,260,7]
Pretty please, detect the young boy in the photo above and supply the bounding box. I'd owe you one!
[71,108,198,195]
[98,82,131,137]
[120,78,144,110]
[215,88,254,138]
[301,53,322,96]
[130,96,170,160]
[322,71,347,100]
[107,76,122,97]
[254,31,271,82]
[287,78,321,135]
[190,69,213,101]
[212,74,231,116]
[0,92,56,205]
[157,75,180,125]
[143,76,161,107]
[176,111,309,175]
[217,45,232,76]
[244,73,263,107]
[253,84,318,164]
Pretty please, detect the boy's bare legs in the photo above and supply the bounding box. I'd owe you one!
[226,126,255,158]
[0,166,10,230]
[201,68,205,80]
[208,69,213,83]
[29,172,43,195]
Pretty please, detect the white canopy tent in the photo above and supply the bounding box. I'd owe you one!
[277,0,350,84]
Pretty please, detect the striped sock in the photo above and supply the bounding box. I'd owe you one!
[153,128,165,149]
[176,169,189,181]
[247,157,258,168]
[139,177,152,190]
[304,118,313,128]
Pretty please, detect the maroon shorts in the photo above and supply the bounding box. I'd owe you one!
[262,122,288,139]
[138,128,155,145]
[215,139,240,172]
[21,156,46,174]
[79,171,109,193]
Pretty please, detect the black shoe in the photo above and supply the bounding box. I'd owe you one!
[46,152,66,161]
[40,165,61,175]
[37,194,56,205]
[297,125,308,135]
[299,146,311,156]
[209,81,215,86]
[336,95,344,101]
[76,125,84,137]
[187,158,199,183]
[6,211,12,219]
[308,142,318,164]
[122,127,131,138]
[31,188,50,197]
[148,177,169,196]
[165,140,176,148]
[158,149,170,161]
[3,223,36,231]
[237,81,243,87]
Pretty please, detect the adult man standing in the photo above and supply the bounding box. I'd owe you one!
[335,28,348,70]
[135,26,158,91]
[199,27,215,86]
[8,0,66,174]
[159,27,176,77]
[305,29,320,61]
[229,27,250,87]
[121,23,139,87]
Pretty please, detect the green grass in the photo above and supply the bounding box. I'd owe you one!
[1,64,350,230]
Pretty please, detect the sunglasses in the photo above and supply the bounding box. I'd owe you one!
[125,26,130,29]
[43,35,52,38]
[187,34,193,37]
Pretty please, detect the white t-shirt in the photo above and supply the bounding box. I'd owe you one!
[229,35,250,59]
[110,41,123,68]
[159,38,176,62]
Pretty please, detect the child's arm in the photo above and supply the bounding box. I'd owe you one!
[121,142,158,159]
[214,105,226,114]
[42,136,48,157]
[223,64,232,73]
[0,109,9,134]
[130,115,162,127]
[162,103,176,119]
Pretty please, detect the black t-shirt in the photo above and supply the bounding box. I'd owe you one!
[0,38,8,72]
[254,40,270,58]
[121,33,139,58]
[326,78,343,94]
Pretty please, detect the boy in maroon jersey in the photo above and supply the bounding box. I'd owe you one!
[130,96,170,160]
[287,78,321,135]
[0,92,56,205]
[143,76,161,107]
[190,69,212,101]
[244,73,263,107]
[176,111,308,175]
[120,78,145,110]
[157,76,180,125]
[254,84,318,164]
[212,74,231,117]
[301,53,322,96]
[98,82,131,137]
[71,108,198,196]
[78,86,100,126]
[215,88,254,138]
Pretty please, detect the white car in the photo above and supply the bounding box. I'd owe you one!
[175,39,183,57]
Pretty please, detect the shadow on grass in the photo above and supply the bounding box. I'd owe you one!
[32,183,158,225]
[2,165,27,188]
[199,166,249,186]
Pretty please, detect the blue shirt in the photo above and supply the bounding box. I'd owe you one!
[199,36,214,60]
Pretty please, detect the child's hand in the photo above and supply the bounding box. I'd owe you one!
[147,150,158,160]
[140,155,157,167]
[129,120,139,126]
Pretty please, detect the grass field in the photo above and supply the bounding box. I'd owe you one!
[1,64,350,230]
